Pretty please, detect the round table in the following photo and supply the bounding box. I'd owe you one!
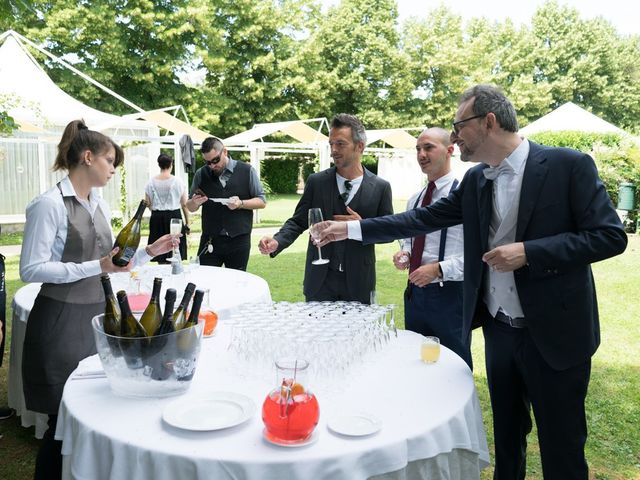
[56,328,489,480]
[7,265,271,439]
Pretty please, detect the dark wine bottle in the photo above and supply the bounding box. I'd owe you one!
[183,289,205,330]
[116,290,148,369]
[139,277,163,337]
[100,274,121,336]
[173,282,196,331]
[116,290,148,338]
[154,289,177,336]
[112,200,146,266]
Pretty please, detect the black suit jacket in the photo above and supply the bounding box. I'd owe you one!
[361,142,627,370]
[273,166,393,302]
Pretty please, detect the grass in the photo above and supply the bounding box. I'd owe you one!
[1,195,639,479]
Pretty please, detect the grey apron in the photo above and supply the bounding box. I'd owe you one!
[23,185,112,414]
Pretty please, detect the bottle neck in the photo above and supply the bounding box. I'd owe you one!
[151,280,162,301]
[133,201,147,220]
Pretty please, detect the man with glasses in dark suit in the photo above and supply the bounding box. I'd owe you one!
[188,136,266,270]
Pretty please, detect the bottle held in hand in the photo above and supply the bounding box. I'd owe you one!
[139,277,163,337]
[112,200,146,266]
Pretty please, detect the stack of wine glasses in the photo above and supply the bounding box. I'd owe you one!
[225,301,398,388]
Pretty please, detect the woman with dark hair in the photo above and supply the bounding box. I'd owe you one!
[19,120,176,480]
[144,153,189,263]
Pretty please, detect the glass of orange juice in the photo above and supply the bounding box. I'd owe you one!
[197,288,218,337]
[420,336,440,364]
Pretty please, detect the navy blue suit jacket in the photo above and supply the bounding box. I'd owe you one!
[361,142,627,370]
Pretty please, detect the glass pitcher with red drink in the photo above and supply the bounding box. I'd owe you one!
[262,358,319,444]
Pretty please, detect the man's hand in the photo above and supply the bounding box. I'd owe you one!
[314,221,348,246]
[333,206,362,222]
[392,250,410,270]
[408,263,440,287]
[258,236,279,255]
[482,242,527,272]
[187,193,208,212]
[227,196,242,210]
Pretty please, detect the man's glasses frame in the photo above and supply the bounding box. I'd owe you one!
[205,150,223,166]
[451,114,486,136]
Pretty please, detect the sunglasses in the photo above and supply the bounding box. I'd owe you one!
[205,151,223,166]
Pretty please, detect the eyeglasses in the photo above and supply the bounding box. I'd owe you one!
[451,114,486,135]
[204,151,223,166]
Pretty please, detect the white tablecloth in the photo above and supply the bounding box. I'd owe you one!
[8,265,271,438]
[56,329,489,479]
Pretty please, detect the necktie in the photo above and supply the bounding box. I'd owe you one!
[482,162,514,180]
[409,181,436,273]
[341,180,352,203]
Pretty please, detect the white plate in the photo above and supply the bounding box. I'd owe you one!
[209,198,231,205]
[163,392,255,431]
[327,412,382,437]
[263,428,320,447]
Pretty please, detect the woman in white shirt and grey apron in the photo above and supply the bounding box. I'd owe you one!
[19,120,176,480]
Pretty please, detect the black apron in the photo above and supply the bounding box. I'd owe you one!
[23,187,111,414]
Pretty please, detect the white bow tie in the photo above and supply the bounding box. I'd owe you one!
[483,163,514,181]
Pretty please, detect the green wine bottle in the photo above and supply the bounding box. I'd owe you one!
[139,277,163,337]
[100,274,121,336]
[116,290,148,338]
[183,289,205,330]
[154,289,177,336]
[173,282,196,331]
[112,200,147,266]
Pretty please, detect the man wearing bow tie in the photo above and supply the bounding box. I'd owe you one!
[315,85,627,479]
[258,114,393,303]
[393,127,468,366]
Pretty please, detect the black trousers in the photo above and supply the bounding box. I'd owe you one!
[198,233,251,271]
[483,316,590,480]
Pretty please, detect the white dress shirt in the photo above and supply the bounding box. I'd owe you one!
[20,176,150,284]
[487,139,529,220]
[336,173,363,205]
[399,172,464,282]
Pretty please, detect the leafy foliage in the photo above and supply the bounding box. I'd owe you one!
[260,157,299,194]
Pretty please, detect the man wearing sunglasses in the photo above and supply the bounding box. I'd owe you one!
[316,85,627,479]
[187,136,266,271]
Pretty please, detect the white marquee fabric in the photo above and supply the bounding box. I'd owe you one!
[520,102,627,136]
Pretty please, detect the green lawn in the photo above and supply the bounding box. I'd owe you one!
[1,210,639,479]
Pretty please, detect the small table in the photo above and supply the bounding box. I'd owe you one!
[7,265,271,438]
[57,328,489,479]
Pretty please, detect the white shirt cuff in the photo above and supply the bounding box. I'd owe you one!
[347,220,362,241]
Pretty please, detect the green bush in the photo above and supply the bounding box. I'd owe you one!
[261,158,299,194]
[302,157,319,181]
[529,130,640,231]
[528,131,623,152]
[362,154,378,175]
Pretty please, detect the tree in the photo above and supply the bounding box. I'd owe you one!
[6,0,208,116]
[292,0,413,128]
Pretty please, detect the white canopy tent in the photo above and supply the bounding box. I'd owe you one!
[520,102,628,136]
[0,30,210,222]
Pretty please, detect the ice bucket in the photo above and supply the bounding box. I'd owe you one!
[92,314,203,398]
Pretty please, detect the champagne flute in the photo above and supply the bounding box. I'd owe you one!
[308,208,330,265]
[169,218,182,260]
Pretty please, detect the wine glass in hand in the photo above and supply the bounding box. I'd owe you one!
[169,218,182,260]
[308,208,330,265]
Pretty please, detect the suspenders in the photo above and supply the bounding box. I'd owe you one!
[412,179,459,263]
